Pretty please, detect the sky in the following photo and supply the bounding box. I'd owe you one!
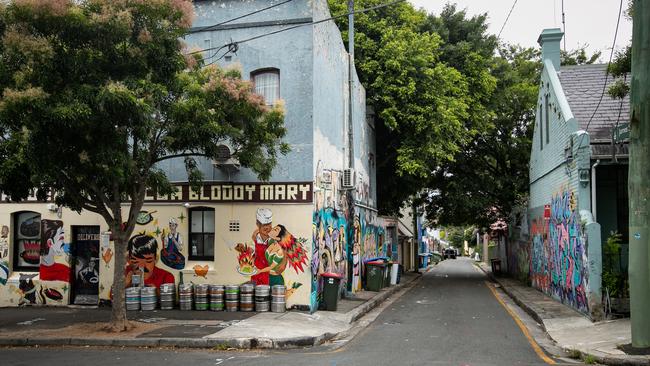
[408,0,632,60]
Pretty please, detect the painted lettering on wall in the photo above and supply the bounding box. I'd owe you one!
[143,182,313,203]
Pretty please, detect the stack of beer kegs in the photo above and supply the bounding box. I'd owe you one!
[225,285,239,312]
[179,283,193,310]
[140,286,157,311]
[239,283,254,312]
[194,284,209,311]
[159,283,175,310]
[271,285,286,313]
[126,287,140,311]
[209,284,224,311]
[255,285,270,312]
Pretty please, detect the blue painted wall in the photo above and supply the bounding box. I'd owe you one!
[168,0,315,183]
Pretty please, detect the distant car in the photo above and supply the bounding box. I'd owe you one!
[444,248,456,259]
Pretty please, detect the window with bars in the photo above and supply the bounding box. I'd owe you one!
[189,208,215,261]
[251,68,280,106]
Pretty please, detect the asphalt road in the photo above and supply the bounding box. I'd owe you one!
[2,258,579,366]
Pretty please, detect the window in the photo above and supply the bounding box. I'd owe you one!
[13,211,41,270]
[539,104,543,150]
[251,69,280,106]
[189,208,215,260]
[545,94,550,144]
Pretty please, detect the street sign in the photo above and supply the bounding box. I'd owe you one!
[613,123,630,143]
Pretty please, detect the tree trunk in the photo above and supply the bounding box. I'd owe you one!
[110,228,129,331]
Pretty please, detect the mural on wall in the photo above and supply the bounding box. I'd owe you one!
[530,190,589,314]
[16,212,41,267]
[311,163,386,308]
[40,220,70,282]
[18,273,39,305]
[312,165,350,308]
[238,208,308,299]
[1,225,9,285]
[160,218,185,270]
[125,233,175,289]
[193,264,209,278]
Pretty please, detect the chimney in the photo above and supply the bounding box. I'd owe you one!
[537,28,564,71]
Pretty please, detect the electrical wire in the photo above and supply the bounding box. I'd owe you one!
[188,0,406,58]
[577,0,624,148]
[497,0,518,39]
[187,0,294,34]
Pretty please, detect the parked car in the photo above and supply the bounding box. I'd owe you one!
[444,248,457,259]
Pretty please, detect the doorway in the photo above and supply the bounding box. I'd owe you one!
[71,226,100,305]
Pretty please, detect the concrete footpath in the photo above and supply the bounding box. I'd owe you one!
[478,262,650,366]
[0,272,421,350]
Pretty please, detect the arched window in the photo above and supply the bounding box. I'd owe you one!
[13,211,41,270]
[251,68,280,106]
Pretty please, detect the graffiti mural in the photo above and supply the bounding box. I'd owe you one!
[18,273,39,305]
[160,218,185,270]
[40,220,70,282]
[0,225,9,285]
[237,208,308,300]
[529,190,589,314]
[312,166,350,308]
[125,233,175,290]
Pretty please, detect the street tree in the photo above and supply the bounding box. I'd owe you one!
[0,0,287,330]
[425,45,540,228]
[328,0,476,215]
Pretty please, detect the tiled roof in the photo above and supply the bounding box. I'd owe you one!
[558,64,630,141]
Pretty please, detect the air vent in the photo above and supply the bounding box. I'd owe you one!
[229,220,240,232]
[342,168,355,189]
[215,144,232,162]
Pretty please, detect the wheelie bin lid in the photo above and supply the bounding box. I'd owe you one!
[321,272,343,279]
[364,257,389,264]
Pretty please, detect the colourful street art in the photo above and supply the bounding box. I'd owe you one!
[0,225,9,285]
[160,218,185,270]
[39,220,70,282]
[311,165,385,309]
[238,208,308,300]
[125,233,175,290]
[529,190,589,314]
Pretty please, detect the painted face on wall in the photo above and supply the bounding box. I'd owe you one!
[129,253,156,279]
[47,227,66,255]
[257,222,273,240]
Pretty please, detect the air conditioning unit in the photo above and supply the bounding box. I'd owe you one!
[341,168,355,189]
[212,144,240,171]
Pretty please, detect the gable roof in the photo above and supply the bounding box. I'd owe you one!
[558,64,630,142]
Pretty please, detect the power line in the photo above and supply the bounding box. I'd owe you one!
[189,0,406,58]
[187,0,294,34]
[498,0,519,39]
[578,0,623,148]
[561,0,566,52]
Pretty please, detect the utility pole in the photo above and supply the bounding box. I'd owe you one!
[347,0,355,174]
[629,0,650,349]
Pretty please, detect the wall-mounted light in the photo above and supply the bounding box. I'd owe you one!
[579,169,590,187]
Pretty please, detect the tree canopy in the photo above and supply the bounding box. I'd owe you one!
[329,1,536,227]
[0,0,287,329]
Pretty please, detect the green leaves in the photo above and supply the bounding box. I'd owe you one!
[0,0,286,212]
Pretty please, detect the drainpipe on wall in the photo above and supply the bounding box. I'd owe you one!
[591,159,600,221]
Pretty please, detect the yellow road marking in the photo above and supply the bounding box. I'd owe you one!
[484,281,556,364]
